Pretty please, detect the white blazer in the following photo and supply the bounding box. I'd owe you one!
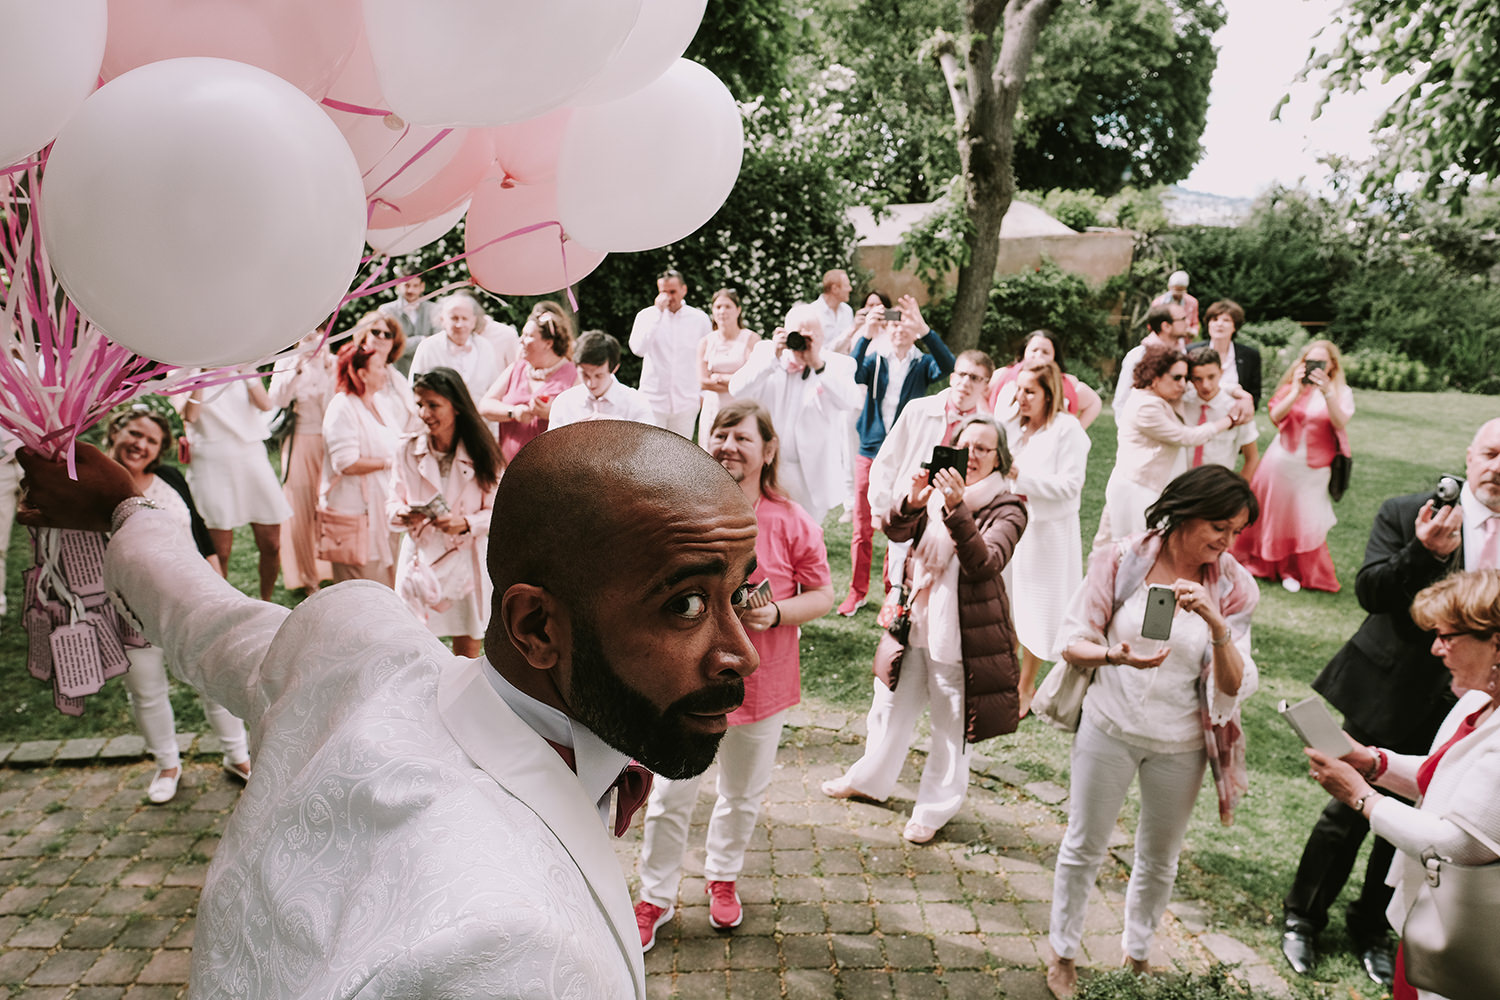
[104,511,646,1000]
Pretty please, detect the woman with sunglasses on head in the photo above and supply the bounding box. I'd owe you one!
[1307,570,1500,1000]
[1098,343,1242,549]
[479,302,578,464]
[104,405,253,803]
[389,367,503,659]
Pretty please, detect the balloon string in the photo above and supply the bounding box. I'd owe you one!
[366,128,454,202]
[0,158,43,177]
[320,97,392,117]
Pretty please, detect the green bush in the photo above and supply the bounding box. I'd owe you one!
[1344,346,1437,392]
[921,259,1114,387]
[1236,318,1305,353]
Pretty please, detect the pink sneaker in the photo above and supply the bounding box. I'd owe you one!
[634,900,673,951]
[706,880,743,930]
[836,593,864,617]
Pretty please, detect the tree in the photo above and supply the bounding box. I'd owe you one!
[1298,0,1500,202]
[930,0,1061,352]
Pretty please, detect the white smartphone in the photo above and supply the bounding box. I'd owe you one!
[1141,584,1176,641]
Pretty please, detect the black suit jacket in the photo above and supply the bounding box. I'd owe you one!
[1312,491,1460,752]
[1190,339,1262,409]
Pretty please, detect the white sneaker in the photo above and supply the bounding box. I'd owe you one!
[147,768,180,804]
[1281,577,1302,593]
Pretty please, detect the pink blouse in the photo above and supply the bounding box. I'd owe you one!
[495,360,578,463]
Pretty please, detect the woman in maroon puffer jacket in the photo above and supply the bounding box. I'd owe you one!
[823,414,1027,844]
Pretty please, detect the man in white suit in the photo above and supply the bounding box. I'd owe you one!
[728,307,861,525]
[17,422,760,1000]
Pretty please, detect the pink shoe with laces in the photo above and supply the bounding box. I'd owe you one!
[705,880,743,930]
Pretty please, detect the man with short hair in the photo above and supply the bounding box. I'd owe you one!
[410,293,502,404]
[1112,302,1188,412]
[16,422,761,1000]
[629,269,713,437]
[1152,269,1199,333]
[634,400,834,949]
[1183,346,1259,481]
[840,296,955,616]
[548,331,654,429]
[1279,417,1500,986]
[801,268,855,352]
[378,271,441,375]
[728,307,861,525]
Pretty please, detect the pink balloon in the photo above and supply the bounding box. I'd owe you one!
[466,171,606,296]
[367,128,494,230]
[490,109,572,187]
[100,0,362,99]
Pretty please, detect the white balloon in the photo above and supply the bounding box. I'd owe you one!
[41,58,367,367]
[367,199,469,256]
[362,0,642,126]
[557,59,743,252]
[571,0,707,105]
[0,0,107,167]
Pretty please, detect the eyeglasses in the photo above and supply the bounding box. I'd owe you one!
[952,371,987,383]
[1434,629,1487,645]
[1168,374,1186,382]
[370,329,395,340]
[967,444,997,455]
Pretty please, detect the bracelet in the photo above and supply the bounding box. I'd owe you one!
[1362,748,1389,781]
[1211,631,1232,647]
[1103,646,1117,666]
[770,602,782,628]
[110,496,162,533]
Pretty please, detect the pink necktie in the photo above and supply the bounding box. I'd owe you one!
[1479,515,1500,570]
[546,739,654,837]
[1192,405,1208,467]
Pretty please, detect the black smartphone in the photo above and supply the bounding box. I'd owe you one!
[1302,358,1326,384]
[921,445,968,482]
[1141,584,1176,641]
[883,308,902,322]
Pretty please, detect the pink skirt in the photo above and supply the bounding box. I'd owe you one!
[280,433,332,590]
[1232,436,1340,591]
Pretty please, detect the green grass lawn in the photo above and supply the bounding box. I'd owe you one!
[3,389,1498,992]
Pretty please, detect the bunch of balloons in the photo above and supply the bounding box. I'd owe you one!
[2,0,739,367]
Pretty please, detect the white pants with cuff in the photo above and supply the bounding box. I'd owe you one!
[122,646,250,772]
[638,711,785,909]
[840,645,970,830]
[1048,717,1206,963]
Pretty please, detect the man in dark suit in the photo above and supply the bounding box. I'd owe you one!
[1189,299,1262,409]
[1281,417,1500,984]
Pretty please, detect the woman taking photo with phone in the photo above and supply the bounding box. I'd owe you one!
[823,415,1027,845]
[1044,465,1259,997]
[1233,340,1353,593]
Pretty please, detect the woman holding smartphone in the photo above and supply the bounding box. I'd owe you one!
[479,302,576,463]
[1045,465,1259,997]
[1233,340,1353,593]
[823,415,1027,845]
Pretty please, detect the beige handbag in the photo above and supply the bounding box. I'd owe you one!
[1031,661,1093,733]
[1400,849,1500,997]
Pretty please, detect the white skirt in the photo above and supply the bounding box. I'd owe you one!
[186,438,292,529]
[1008,513,1082,660]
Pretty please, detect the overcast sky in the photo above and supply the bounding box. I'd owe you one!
[1181,0,1406,199]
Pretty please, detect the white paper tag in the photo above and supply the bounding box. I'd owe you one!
[58,530,108,597]
[50,622,107,698]
[24,607,54,681]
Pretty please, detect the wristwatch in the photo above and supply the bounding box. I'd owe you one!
[1351,792,1375,816]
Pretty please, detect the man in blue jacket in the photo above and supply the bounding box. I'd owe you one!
[838,294,955,616]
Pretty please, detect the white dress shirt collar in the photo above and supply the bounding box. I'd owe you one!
[482,660,632,828]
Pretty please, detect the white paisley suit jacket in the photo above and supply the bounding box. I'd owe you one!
[105,510,646,1000]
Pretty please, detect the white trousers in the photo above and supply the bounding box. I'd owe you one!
[841,646,970,830]
[638,711,785,908]
[121,646,250,771]
[0,457,19,617]
[652,410,698,439]
[1048,718,1206,962]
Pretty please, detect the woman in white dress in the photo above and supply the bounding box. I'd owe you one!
[1001,360,1091,717]
[350,311,418,433]
[1099,343,1239,549]
[105,408,252,804]
[389,367,503,658]
[321,341,401,585]
[182,370,291,600]
[696,288,759,448]
[268,331,335,593]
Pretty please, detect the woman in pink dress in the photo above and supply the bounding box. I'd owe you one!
[479,302,578,464]
[1233,340,1353,593]
[695,288,759,448]
[987,331,1103,429]
[268,331,335,593]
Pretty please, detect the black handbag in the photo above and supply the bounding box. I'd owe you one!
[267,404,296,447]
[1328,450,1352,501]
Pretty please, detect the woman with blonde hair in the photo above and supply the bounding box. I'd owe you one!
[1233,339,1353,592]
[1000,359,1091,716]
[480,301,578,463]
[1308,570,1500,999]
